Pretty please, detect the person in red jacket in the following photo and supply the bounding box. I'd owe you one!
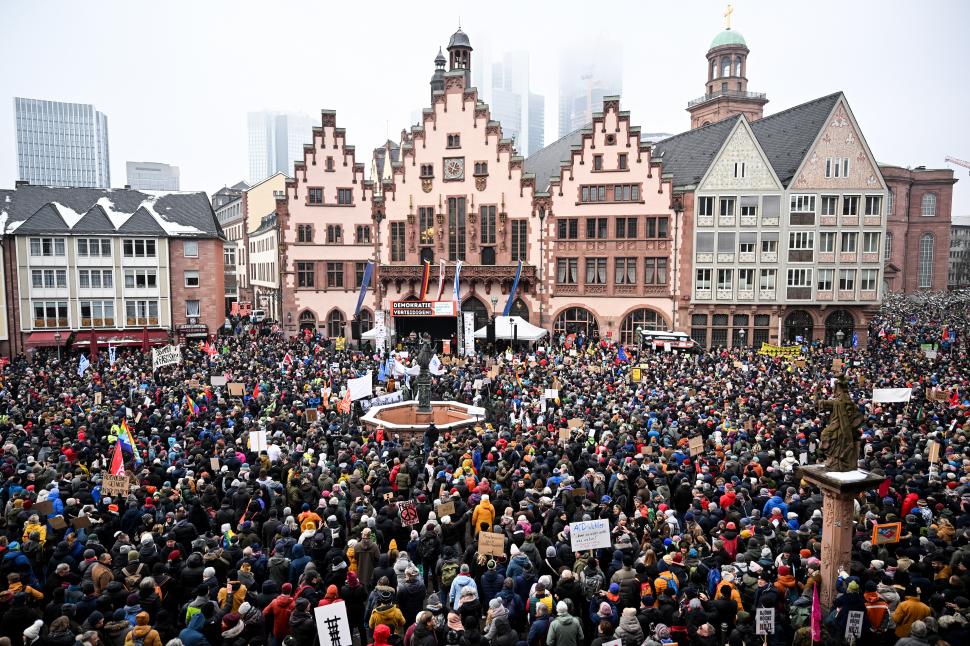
[262,581,296,646]
[901,490,920,517]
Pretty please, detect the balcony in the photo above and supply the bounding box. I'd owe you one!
[864,215,881,226]
[716,288,734,300]
[717,253,735,263]
[838,289,856,301]
[839,252,857,263]
[820,215,837,226]
[379,263,536,291]
[695,289,712,300]
[688,89,768,108]
[760,252,777,263]
[718,216,736,227]
[819,252,835,263]
[740,216,757,227]
[696,252,714,263]
[861,290,877,301]
[817,290,833,301]
[762,216,779,226]
[842,216,859,226]
[862,252,880,263]
[759,289,776,300]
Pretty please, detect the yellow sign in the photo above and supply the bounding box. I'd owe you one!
[631,367,642,383]
[335,337,346,351]
[757,343,801,358]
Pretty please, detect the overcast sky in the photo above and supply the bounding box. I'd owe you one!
[2,0,968,213]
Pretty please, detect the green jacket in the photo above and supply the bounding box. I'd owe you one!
[548,614,584,646]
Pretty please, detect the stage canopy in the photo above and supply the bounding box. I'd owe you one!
[474,316,547,341]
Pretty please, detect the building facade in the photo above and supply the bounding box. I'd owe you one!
[248,213,282,322]
[15,98,110,188]
[949,216,970,289]
[247,111,314,185]
[0,185,224,357]
[213,183,247,313]
[686,28,767,130]
[239,173,287,306]
[126,161,180,191]
[880,164,955,293]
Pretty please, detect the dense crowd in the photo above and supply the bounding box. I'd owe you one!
[0,292,969,646]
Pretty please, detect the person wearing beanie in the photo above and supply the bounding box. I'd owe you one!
[528,580,555,624]
[896,620,931,646]
[408,610,440,646]
[862,580,893,634]
[614,606,644,646]
[481,559,506,603]
[341,570,369,646]
[288,598,317,646]
[830,579,868,641]
[262,581,296,644]
[471,494,495,536]
[548,600,583,646]
[590,598,618,632]
[773,565,800,602]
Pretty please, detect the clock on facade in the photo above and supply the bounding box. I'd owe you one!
[443,157,464,181]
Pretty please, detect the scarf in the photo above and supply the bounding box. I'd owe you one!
[447,613,464,631]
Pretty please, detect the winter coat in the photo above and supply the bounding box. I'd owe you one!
[369,603,406,633]
[471,501,495,535]
[547,614,584,646]
[124,612,162,646]
[355,537,381,585]
[179,613,211,646]
[262,594,295,639]
[288,609,318,646]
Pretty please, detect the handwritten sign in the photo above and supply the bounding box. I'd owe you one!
[210,458,220,472]
[689,436,704,456]
[478,531,506,557]
[567,418,584,429]
[435,501,455,517]
[559,428,571,442]
[397,500,419,526]
[314,602,351,646]
[305,408,319,422]
[71,516,92,529]
[928,440,941,463]
[33,500,54,515]
[872,522,902,545]
[845,610,864,639]
[756,607,775,635]
[228,382,245,397]
[94,392,103,406]
[571,487,587,498]
[211,375,228,387]
[568,519,612,551]
[101,474,130,498]
[631,367,641,383]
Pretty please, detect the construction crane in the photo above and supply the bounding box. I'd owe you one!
[945,156,970,175]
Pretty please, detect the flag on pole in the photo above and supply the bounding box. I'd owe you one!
[186,395,199,417]
[110,441,125,476]
[502,260,523,316]
[452,260,463,308]
[117,419,135,453]
[337,389,352,414]
[108,344,117,366]
[435,259,447,300]
[354,261,374,316]
[78,354,90,377]
[617,345,629,362]
[252,383,260,399]
[810,581,822,642]
[419,260,431,300]
[377,361,387,383]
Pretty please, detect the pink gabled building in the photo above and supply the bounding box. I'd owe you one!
[277,111,376,338]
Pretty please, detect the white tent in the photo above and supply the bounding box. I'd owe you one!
[474,315,547,341]
[361,327,380,340]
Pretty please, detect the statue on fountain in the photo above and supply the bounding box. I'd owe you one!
[817,376,864,472]
[415,333,433,414]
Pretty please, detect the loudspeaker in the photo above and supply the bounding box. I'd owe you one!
[351,320,361,341]
[486,318,496,344]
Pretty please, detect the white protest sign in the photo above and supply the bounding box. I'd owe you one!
[314,603,351,646]
[464,311,475,357]
[872,388,912,403]
[756,607,775,635]
[249,430,268,452]
[211,375,228,387]
[152,345,182,371]
[544,388,559,400]
[348,371,373,401]
[845,610,864,639]
[569,519,612,551]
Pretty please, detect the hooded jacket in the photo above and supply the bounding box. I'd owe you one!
[262,593,295,639]
[124,612,162,646]
[179,613,210,646]
[547,612,584,646]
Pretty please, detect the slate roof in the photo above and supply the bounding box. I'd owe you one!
[1,185,223,238]
[524,127,585,192]
[750,91,842,187]
[651,117,741,188]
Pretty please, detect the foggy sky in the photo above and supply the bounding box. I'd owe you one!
[1,0,968,214]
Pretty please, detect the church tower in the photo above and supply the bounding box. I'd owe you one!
[687,6,768,129]
[430,47,446,101]
[447,28,473,87]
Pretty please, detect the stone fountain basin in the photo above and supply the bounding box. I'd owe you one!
[360,400,484,438]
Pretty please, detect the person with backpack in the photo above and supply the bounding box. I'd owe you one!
[124,612,162,646]
[417,524,441,591]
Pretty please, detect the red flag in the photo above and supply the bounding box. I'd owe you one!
[950,388,959,407]
[252,383,260,399]
[810,581,822,642]
[283,352,294,365]
[110,441,125,476]
[337,389,352,414]
[419,260,431,300]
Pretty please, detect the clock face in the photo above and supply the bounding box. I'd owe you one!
[443,157,464,181]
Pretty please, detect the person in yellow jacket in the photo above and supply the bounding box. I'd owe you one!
[891,587,932,638]
[346,539,358,574]
[217,579,249,613]
[22,515,46,547]
[471,494,495,535]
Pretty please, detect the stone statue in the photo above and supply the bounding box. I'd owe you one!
[415,334,433,413]
[817,376,865,472]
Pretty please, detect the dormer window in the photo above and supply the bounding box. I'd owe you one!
[420,164,434,178]
[325,157,335,172]
[473,161,488,176]
[447,133,461,148]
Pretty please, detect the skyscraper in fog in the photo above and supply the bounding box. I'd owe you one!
[486,51,544,156]
[558,37,623,137]
[15,97,110,188]
[247,111,313,184]
[126,161,180,191]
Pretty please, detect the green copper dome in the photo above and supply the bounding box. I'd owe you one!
[710,29,747,49]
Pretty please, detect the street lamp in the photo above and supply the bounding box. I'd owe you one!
[672,199,684,331]
[739,328,746,347]
[54,331,62,362]
[490,296,498,312]
[836,329,845,348]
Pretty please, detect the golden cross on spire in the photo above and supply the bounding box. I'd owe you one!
[724,3,734,29]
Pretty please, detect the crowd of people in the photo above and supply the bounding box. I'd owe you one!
[0,291,968,646]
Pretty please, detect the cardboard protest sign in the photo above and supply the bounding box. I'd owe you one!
[49,515,68,530]
[478,531,506,557]
[249,430,268,452]
[571,487,587,498]
[33,500,54,515]
[832,358,843,371]
[928,440,941,463]
[211,375,228,387]
[94,392,102,406]
[71,516,92,529]
[559,428,571,442]
[436,501,456,517]
[383,492,394,501]
[567,418,584,428]
[397,500,419,526]
[101,474,130,498]
[756,608,775,635]
[314,602,351,646]
[228,382,245,397]
[210,458,220,472]
[689,436,704,456]
[188,379,200,389]
[305,408,319,422]
[569,519,612,551]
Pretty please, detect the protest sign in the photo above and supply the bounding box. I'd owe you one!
[314,602,351,646]
[383,492,394,501]
[832,358,844,371]
[559,428,571,442]
[71,516,92,529]
[94,392,102,406]
[188,379,200,389]
[571,487,587,498]
[228,382,245,397]
[334,337,346,351]
[397,500,419,526]
[33,500,54,515]
[211,375,228,387]
[928,440,941,463]
[305,408,319,422]
[872,388,912,403]
[569,519,612,551]
[758,343,800,358]
[872,522,902,545]
[249,430,268,452]
[359,390,404,413]
[689,436,704,456]
[436,501,456,517]
[152,345,182,371]
[49,515,67,530]
[567,418,584,428]
[756,608,775,635]
[846,611,864,639]
[210,458,220,472]
[348,372,373,401]
[478,531,506,556]
[101,474,130,498]
[631,367,641,382]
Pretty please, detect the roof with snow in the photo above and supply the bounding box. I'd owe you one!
[0,185,223,238]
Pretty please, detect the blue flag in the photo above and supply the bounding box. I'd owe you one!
[502,260,523,317]
[851,331,858,347]
[378,361,387,383]
[617,345,629,362]
[354,261,374,317]
[78,354,90,377]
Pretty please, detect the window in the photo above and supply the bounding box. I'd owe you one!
[390,222,405,262]
[123,239,157,258]
[585,258,607,284]
[738,268,754,290]
[719,197,736,216]
[691,313,708,346]
[184,270,200,288]
[579,184,639,203]
[80,300,114,327]
[717,269,733,291]
[615,258,636,284]
[325,157,335,172]
[297,224,313,243]
[593,155,603,171]
[447,133,461,148]
[918,234,934,288]
[32,269,67,289]
[327,310,346,338]
[557,218,578,240]
[447,197,466,261]
[308,188,324,204]
[326,262,344,288]
[474,161,488,175]
[887,189,894,216]
[861,269,878,291]
[760,269,777,291]
[739,233,756,254]
[698,197,714,217]
[696,268,712,290]
[32,301,68,328]
[921,193,937,216]
[821,196,838,216]
[761,236,778,254]
[556,258,578,284]
[511,220,528,261]
[420,164,434,178]
[840,232,858,253]
[819,232,835,253]
[697,232,715,254]
[865,196,882,216]
[419,207,435,245]
[753,314,771,347]
[734,162,746,178]
[644,258,667,284]
[355,262,368,288]
[817,269,834,291]
[618,154,628,170]
[77,238,112,257]
[620,309,665,344]
[296,261,315,288]
[825,158,850,178]
[789,231,815,250]
[642,216,669,239]
[356,225,371,244]
[586,218,608,239]
[884,233,892,260]
[787,269,812,287]
[616,217,638,239]
[183,241,199,257]
[842,196,859,216]
[326,224,343,244]
[125,300,159,326]
[790,194,816,213]
[337,188,353,205]
[29,237,66,257]
[839,269,856,291]
[124,269,157,289]
[863,232,880,254]
[740,196,758,217]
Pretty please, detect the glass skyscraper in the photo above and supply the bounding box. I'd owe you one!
[247,111,313,184]
[15,97,110,188]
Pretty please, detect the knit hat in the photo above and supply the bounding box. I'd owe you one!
[556,601,569,615]
[489,598,503,610]
[598,602,612,617]
[238,602,252,615]
[910,621,928,638]
[847,581,860,593]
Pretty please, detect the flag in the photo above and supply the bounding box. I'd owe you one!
[109,441,125,476]
[78,354,90,377]
[810,581,822,642]
[452,260,463,308]
[117,419,135,453]
[419,260,431,300]
[378,361,387,383]
[435,259,447,300]
[950,388,960,407]
[186,395,199,417]
[943,326,949,342]
[252,383,260,399]
[337,389,352,414]
[354,261,374,316]
[502,260,523,316]
[617,345,629,362]
[852,331,858,347]
[108,344,117,366]
[282,352,294,366]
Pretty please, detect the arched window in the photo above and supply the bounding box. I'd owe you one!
[887,188,894,216]
[327,309,346,338]
[620,309,667,345]
[554,307,598,339]
[711,60,718,80]
[508,298,529,322]
[735,55,742,76]
[462,296,489,331]
[721,57,730,78]
[298,310,316,332]
[784,310,813,343]
[358,309,374,333]
[825,310,855,347]
[921,193,937,216]
[419,247,434,264]
[919,234,934,288]
[884,232,892,261]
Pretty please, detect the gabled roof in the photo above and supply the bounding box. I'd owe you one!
[72,204,117,234]
[13,203,70,234]
[750,91,842,187]
[652,117,740,188]
[523,127,585,192]
[118,207,168,235]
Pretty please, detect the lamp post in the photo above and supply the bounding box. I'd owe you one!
[490,296,498,314]
[836,329,845,349]
[739,328,746,348]
[54,331,62,362]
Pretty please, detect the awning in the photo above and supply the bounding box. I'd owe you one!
[73,330,170,347]
[361,327,380,340]
[474,316,548,341]
[25,331,64,347]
